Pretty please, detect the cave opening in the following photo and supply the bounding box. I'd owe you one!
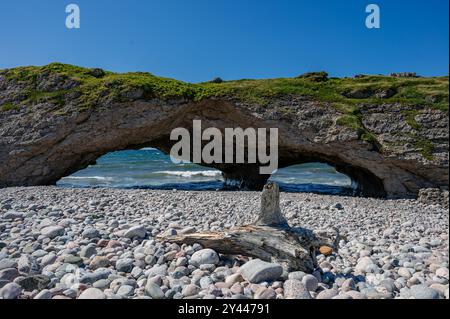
[57,148,355,195]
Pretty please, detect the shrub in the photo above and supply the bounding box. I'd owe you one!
[210,77,224,84]
[297,71,328,82]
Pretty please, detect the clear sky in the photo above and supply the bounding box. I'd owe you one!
[0,0,448,82]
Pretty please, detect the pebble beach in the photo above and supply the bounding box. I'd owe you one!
[0,187,448,300]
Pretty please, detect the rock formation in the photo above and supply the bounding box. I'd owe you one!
[0,63,448,198]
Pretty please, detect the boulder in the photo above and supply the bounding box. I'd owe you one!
[239,259,283,283]
[78,288,106,299]
[283,279,312,299]
[124,225,146,239]
[190,249,220,267]
[40,226,65,239]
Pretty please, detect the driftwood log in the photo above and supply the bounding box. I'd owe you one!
[159,182,339,272]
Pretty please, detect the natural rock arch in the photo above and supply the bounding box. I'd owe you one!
[0,97,446,198]
[0,64,448,198]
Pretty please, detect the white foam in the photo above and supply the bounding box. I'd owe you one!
[62,176,113,181]
[155,170,222,178]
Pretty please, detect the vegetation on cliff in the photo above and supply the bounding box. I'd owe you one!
[1,63,448,110]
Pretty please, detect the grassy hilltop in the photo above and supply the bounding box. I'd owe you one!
[1,63,448,111]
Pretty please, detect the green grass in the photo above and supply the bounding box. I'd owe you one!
[335,111,382,150]
[402,110,421,130]
[3,63,448,112]
[1,61,448,144]
[1,102,19,111]
[24,90,69,106]
[414,138,435,160]
[361,132,379,145]
[336,114,362,131]
[4,63,200,111]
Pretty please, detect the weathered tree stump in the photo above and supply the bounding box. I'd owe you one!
[158,182,339,272]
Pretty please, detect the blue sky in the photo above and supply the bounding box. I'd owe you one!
[0,0,448,82]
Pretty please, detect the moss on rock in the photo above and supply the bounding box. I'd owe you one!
[414,138,435,160]
[1,102,19,111]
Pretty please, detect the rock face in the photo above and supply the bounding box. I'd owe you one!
[0,64,448,198]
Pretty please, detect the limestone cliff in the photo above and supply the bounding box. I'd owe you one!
[0,63,448,198]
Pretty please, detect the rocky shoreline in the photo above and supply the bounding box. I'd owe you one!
[0,187,448,299]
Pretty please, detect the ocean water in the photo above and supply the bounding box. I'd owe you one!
[57,148,353,195]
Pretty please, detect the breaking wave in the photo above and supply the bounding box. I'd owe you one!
[154,170,222,178]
